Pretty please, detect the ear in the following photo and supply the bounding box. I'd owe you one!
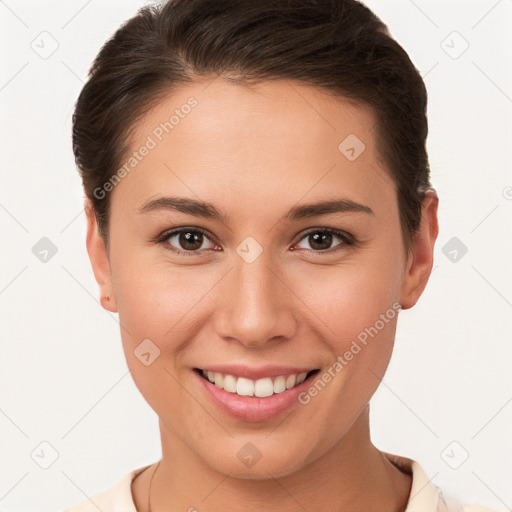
[85,199,118,313]
[400,189,439,310]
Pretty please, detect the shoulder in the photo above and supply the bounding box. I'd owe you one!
[432,476,504,512]
[58,464,152,512]
[437,479,505,512]
[383,451,504,512]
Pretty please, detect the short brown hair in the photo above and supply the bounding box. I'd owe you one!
[72,0,432,255]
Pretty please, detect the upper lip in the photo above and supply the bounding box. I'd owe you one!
[196,364,319,381]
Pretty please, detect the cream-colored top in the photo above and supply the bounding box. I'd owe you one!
[60,453,502,512]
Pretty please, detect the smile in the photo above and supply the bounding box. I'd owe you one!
[195,368,320,398]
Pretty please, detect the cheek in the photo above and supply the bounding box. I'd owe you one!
[110,259,209,413]
[111,239,205,321]
[110,251,220,360]
[295,256,401,334]
[288,249,403,384]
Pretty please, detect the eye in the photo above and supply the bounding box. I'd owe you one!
[158,227,219,255]
[156,226,355,256]
[294,228,354,253]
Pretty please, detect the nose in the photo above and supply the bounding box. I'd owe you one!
[213,248,297,349]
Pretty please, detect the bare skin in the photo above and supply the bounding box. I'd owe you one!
[85,77,438,512]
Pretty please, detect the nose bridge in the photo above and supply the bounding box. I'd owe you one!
[214,244,296,347]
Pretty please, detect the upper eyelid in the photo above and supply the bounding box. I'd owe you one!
[160,227,218,247]
[299,228,352,243]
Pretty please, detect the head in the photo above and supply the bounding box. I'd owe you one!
[75,0,438,478]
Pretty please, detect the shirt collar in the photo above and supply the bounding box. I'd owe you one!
[384,451,444,512]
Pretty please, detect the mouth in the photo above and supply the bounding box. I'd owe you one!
[194,367,321,398]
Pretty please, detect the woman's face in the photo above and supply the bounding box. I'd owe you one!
[86,78,437,478]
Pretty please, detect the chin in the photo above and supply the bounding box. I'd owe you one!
[198,435,315,480]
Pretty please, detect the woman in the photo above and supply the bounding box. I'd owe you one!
[63,0,499,510]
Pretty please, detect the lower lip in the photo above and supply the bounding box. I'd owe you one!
[195,370,318,422]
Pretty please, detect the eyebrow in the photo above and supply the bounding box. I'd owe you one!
[137,196,374,222]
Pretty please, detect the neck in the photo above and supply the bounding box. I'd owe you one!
[133,407,411,512]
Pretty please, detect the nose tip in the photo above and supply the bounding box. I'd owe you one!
[213,257,297,349]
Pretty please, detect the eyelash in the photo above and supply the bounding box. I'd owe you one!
[155,226,355,257]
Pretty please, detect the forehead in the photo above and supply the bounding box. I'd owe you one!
[132,78,378,159]
[111,78,396,221]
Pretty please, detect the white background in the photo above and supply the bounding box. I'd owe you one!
[1,1,511,511]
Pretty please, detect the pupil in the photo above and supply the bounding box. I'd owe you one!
[311,232,332,250]
[181,231,202,250]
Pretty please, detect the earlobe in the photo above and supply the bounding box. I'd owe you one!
[85,199,118,313]
[399,189,439,310]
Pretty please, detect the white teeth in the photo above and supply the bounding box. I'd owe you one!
[214,372,224,388]
[296,372,308,384]
[285,374,296,389]
[254,377,274,397]
[236,377,254,396]
[200,369,313,397]
[273,376,286,394]
[223,374,237,393]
